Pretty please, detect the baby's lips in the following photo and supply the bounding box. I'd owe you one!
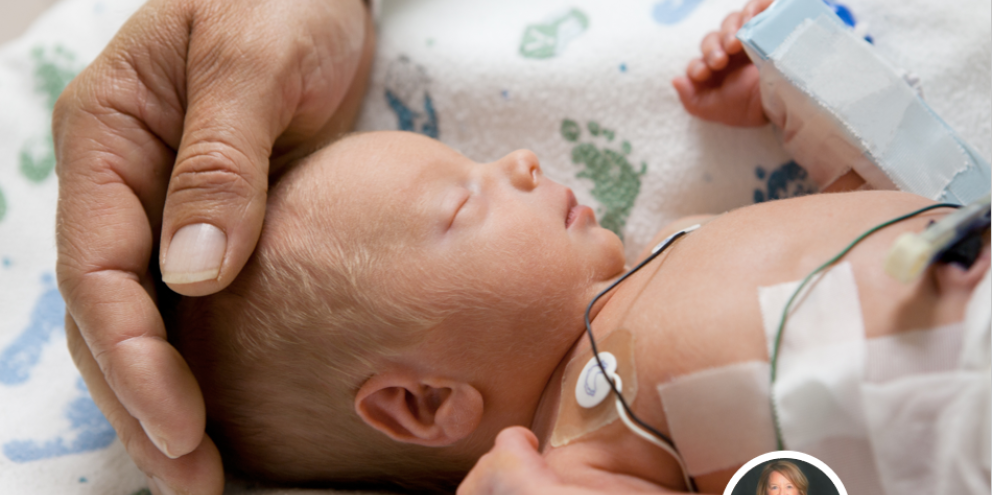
[564,188,578,226]
[567,204,597,229]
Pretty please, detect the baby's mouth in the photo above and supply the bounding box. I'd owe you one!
[565,189,579,228]
[565,189,599,230]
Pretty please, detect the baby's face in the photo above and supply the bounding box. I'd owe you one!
[296,131,625,367]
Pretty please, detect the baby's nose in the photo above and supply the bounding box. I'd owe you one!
[500,149,541,191]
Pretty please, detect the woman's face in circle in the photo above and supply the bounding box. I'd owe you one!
[767,470,798,495]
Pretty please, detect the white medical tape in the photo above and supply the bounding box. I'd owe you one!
[757,57,880,191]
[862,372,986,495]
[793,436,884,495]
[656,361,777,476]
[770,15,988,203]
[759,260,990,495]
[859,270,989,494]
[864,323,964,383]
[759,261,868,449]
[961,266,991,370]
[758,261,885,492]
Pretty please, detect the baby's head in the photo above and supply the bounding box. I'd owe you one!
[168,131,625,488]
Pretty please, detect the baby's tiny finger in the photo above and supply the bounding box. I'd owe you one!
[720,12,743,50]
[721,11,744,53]
[744,0,775,22]
[687,58,712,82]
[700,32,728,71]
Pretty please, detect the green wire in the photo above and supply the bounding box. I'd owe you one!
[768,202,960,450]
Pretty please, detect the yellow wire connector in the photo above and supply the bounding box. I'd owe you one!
[885,194,991,283]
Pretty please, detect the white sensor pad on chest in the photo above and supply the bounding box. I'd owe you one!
[552,329,637,448]
[575,352,618,409]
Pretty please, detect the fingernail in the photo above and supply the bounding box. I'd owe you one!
[162,223,226,284]
[690,63,706,80]
[707,50,724,67]
[141,420,179,459]
[148,476,178,495]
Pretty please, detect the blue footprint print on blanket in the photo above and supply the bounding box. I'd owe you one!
[652,0,706,25]
[753,160,817,203]
[384,55,439,138]
[1,274,116,462]
[3,378,116,462]
[0,274,65,385]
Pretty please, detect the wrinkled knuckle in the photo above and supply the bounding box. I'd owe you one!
[169,147,259,207]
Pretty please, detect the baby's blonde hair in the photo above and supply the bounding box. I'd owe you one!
[166,146,468,490]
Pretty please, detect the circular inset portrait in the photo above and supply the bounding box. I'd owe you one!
[724,451,846,495]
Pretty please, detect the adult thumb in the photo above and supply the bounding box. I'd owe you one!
[159,80,280,297]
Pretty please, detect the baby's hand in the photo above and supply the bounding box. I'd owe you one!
[672,0,774,127]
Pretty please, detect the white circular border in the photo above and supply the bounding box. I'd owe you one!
[722,451,848,495]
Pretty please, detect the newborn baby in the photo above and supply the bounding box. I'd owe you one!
[166,130,989,493]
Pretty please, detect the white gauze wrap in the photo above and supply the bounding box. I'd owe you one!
[758,263,991,495]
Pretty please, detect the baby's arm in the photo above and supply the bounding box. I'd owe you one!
[674,0,875,193]
[672,0,774,127]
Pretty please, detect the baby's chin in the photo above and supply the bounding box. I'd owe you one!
[590,226,627,279]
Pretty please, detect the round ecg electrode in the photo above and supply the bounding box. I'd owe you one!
[575,352,618,408]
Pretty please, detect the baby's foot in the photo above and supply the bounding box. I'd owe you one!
[672,0,773,127]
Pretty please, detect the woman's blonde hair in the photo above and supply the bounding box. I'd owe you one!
[756,460,809,495]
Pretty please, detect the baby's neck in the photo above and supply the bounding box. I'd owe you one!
[528,288,618,447]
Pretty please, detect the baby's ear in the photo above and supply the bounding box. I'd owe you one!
[355,372,483,447]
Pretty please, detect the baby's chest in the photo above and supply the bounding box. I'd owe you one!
[578,263,780,490]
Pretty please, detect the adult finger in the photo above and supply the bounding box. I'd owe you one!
[700,31,728,72]
[57,0,369,468]
[54,0,214,462]
[494,425,541,452]
[159,0,368,297]
[66,315,224,495]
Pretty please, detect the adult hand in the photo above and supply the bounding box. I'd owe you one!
[672,0,774,127]
[459,427,683,494]
[459,427,564,495]
[54,0,373,492]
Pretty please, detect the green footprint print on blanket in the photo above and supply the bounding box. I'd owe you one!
[520,9,589,59]
[561,119,646,240]
[20,45,80,183]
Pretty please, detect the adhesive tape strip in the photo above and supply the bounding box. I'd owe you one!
[865,322,964,383]
[551,329,637,448]
[758,261,868,449]
[862,371,986,494]
[656,360,777,476]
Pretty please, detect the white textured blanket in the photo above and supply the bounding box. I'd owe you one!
[0,0,988,494]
